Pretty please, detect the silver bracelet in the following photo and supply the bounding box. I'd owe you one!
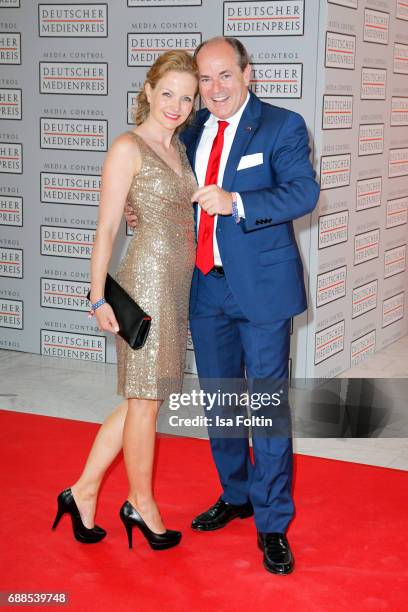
[231,192,240,224]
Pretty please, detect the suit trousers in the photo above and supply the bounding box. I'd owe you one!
[189,267,295,533]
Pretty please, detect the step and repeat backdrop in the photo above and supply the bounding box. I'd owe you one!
[0,0,407,384]
[309,0,408,377]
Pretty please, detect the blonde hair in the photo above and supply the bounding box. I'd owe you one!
[134,50,198,131]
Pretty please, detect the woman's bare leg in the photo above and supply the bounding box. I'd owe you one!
[70,396,164,532]
[124,398,165,533]
[70,400,128,528]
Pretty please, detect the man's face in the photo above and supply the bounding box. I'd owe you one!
[196,41,251,120]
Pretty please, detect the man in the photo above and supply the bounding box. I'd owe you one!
[127,37,319,574]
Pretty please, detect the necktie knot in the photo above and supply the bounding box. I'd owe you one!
[217,120,229,134]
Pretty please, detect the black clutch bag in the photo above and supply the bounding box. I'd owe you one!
[87,273,151,350]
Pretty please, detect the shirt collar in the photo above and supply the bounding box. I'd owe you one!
[204,91,250,130]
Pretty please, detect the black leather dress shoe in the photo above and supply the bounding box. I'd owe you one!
[257,532,294,575]
[191,497,253,531]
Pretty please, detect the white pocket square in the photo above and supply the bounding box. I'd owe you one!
[237,153,263,171]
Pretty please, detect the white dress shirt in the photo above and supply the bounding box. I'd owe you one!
[195,92,250,266]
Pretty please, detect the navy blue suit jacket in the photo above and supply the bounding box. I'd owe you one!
[181,91,320,325]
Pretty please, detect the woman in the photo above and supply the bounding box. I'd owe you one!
[52,50,198,551]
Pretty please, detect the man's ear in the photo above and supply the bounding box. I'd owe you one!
[243,63,251,88]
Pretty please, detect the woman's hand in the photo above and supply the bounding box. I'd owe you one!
[124,203,138,229]
[95,303,120,334]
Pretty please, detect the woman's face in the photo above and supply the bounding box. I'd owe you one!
[145,70,197,131]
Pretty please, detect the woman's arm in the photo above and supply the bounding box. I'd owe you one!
[90,133,141,333]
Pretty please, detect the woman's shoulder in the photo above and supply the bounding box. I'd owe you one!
[112,130,141,149]
[102,131,142,177]
[107,131,142,161]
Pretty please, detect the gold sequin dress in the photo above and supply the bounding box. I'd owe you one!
[115,132,196,399]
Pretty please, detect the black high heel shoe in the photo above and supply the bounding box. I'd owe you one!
[52,488,106,544]
[119,500,182,551]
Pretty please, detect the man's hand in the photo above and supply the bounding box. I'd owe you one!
[191,185,233,216]
[124,203,137,229]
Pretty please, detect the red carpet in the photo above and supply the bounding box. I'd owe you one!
[1,409,407,611]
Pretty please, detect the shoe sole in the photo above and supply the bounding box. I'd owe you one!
[191,510,254,531]
[262,560,294,575]
[148,537,182,551]
[73,532,106,544]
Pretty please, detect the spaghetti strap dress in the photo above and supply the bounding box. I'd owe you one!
[115,131,196,399]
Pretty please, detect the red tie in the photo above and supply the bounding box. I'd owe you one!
[195,120,229,274]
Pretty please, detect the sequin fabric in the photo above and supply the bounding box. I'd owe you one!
[115,132,196,399]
